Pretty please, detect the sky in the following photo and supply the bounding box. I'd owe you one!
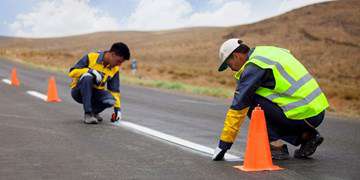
[0,0,331,38]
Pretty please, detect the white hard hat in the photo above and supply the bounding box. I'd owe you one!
[218,38,243,71]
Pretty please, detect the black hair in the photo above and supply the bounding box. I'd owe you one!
[110,42,130,60]
[233,40,250,54]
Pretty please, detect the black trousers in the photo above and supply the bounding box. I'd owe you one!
[247,95,325,146]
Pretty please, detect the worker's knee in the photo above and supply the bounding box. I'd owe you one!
[71,89,83,104]
[102,98,115,108]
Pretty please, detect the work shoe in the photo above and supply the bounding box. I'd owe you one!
[83,113,98,124]
[93,113,103,122]
[294,134,324,159]
[270,144,290,160]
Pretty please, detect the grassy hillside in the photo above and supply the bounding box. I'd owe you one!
[1,0,359,117]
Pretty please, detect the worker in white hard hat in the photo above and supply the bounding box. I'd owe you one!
[212,39,329,160]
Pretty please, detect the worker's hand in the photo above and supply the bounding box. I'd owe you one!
[88,69,103,85]
[212,140,233,161]
[111,108,121,122]
[212,147,227,161]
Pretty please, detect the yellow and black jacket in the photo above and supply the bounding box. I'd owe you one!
[68,51,121,110]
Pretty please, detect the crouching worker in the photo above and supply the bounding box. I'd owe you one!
[212,39,329,160]
[68,42,130,124]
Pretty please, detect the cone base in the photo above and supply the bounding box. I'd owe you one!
[11,82,20,86]
[47,98,62,103]
[234,165,283,172]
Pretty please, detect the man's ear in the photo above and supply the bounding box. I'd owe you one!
[233,52,241,59]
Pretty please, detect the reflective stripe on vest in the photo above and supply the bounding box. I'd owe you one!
[282,87,322,112]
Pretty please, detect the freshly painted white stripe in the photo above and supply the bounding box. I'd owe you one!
[2,78,11,84]
[113,121,242,161]
[26,90,47,101]
[178,99,219,106]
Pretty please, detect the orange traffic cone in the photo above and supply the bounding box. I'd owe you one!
[234,105,283,172]
[11,68,20,86]
[47,76,61,102]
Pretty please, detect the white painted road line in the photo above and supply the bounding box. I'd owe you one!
[26,90,47,101]
[113,120,242,161]
[2,78,11,85]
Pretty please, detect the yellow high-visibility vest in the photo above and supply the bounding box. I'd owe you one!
[235,46,329,119]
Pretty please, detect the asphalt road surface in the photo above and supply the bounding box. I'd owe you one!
[0,59,359,180]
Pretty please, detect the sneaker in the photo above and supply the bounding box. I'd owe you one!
[270,144,290,160]
[83,113,98,124]
[294,134,324,159]
[93,113,103,122]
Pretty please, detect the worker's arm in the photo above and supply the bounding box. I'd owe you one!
[107,71,121,121]
[213,64,268,161]
[68,55,90,78]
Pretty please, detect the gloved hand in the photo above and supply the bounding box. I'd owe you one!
[111,108,122,122]
[88,69,103,85]
[212,147,227,161]
[212,140,232,161]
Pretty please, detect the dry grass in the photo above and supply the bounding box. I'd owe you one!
[0,0,359,117]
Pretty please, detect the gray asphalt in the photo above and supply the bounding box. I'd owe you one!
[0,58,359,180]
